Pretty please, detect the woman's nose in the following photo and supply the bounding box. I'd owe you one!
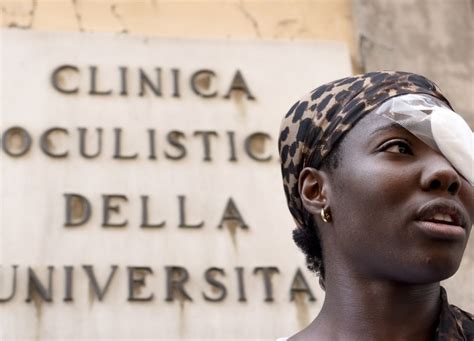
[420,153,461,196]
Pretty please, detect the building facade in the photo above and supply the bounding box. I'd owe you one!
[1,1,472,339]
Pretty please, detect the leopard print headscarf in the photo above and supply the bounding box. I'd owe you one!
[278,71,451,229]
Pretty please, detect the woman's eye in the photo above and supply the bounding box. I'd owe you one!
[383,141,413,155]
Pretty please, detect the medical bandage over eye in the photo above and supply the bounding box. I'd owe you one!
[373,94,473,185]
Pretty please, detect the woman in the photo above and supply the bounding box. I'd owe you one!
[278,71,473,340]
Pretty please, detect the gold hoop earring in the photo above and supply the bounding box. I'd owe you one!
[320,207,331,223]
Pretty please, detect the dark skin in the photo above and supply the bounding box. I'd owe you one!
[292,113,474,341]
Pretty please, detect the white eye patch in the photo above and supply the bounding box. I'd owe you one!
[374,94,473,185]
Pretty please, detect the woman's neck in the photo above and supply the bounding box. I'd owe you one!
[294,273,441,341]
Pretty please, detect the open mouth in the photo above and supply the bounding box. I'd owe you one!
[415,200,469,240]
[422,213,459,226]
[416,201,467,229]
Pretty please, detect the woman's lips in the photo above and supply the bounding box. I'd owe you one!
[415,200,468,229]
[414,199,469,241]
[415,220,466,241]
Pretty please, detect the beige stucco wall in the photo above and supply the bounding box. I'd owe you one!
[0,0,357,69]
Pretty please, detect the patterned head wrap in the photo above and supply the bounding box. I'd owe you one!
[279,71,451,229]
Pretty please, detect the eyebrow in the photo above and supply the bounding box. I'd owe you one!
[369,122,406,137]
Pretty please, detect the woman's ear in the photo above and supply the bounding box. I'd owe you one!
[298,167,329,216]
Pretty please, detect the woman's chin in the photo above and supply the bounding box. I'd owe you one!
[399,258,462,284]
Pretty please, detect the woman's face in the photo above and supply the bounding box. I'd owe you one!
[325,112,474,283]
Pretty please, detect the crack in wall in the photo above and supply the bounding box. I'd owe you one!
[236,0,261,38]
[71,0,84,32]
[273,18,306,39]
[277,18,298,27]
[2,0,36,29]
[110,3,129,34]
[28,0,36,28]
[1,6,6,26]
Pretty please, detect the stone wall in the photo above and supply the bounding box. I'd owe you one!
[354,0,473,126]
